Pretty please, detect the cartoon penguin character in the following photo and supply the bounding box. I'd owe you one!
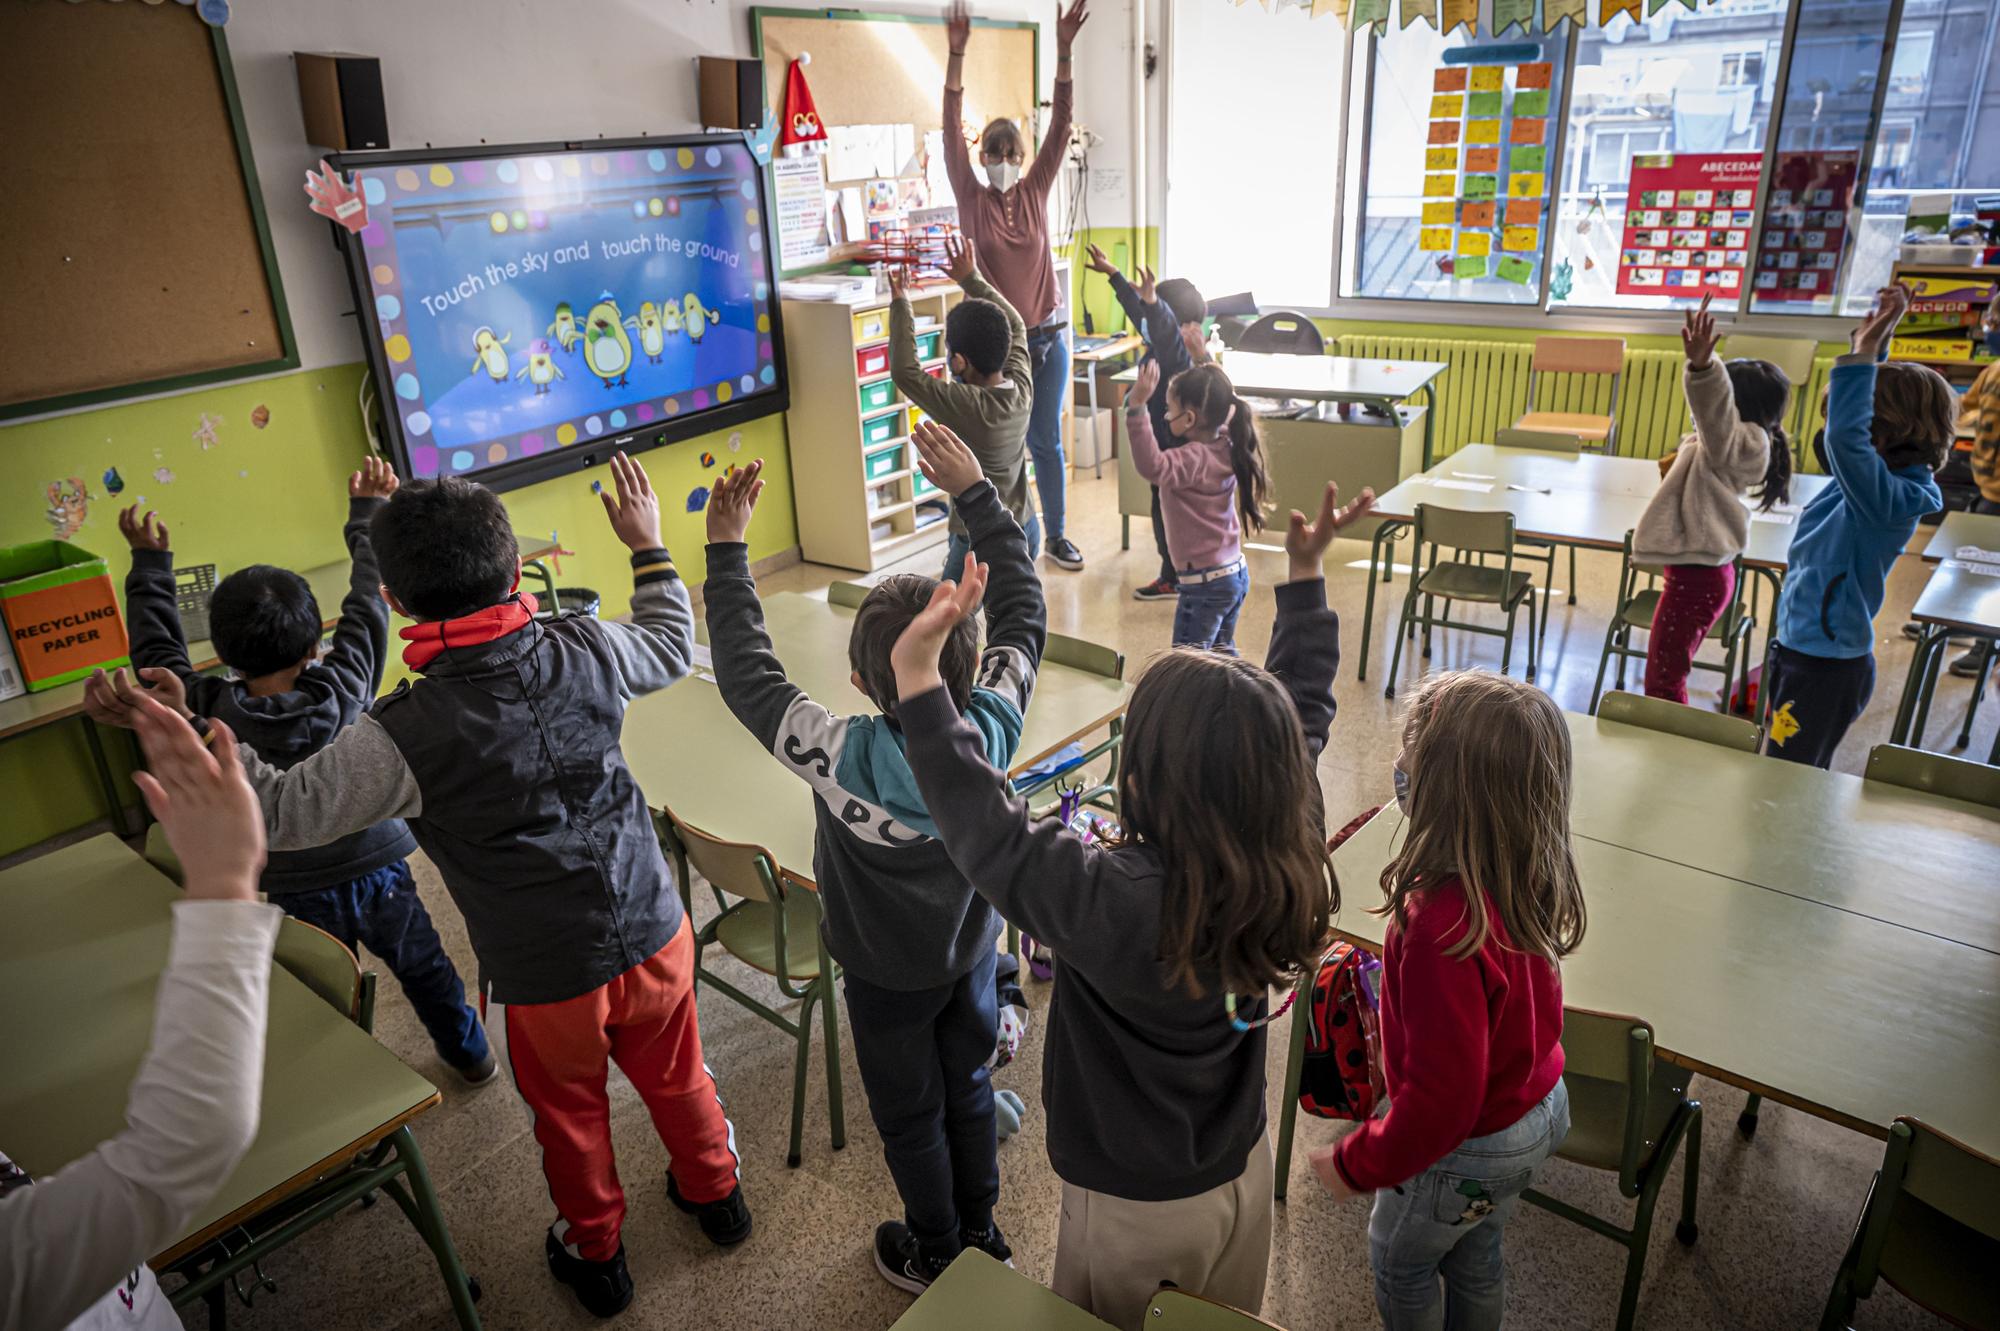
[515,338,566,396]
[469,327,511,382]
[547,302,582,354]
[682,293,715,343]
[582,294,633,389]
[662,298,684,335]
[630,302,667,364]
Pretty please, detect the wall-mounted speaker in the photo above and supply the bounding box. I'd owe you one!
[698,57,766,131]
[295,52,389,152]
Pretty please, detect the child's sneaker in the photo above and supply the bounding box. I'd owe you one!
[873,1220,954,1294]
[545,1225,634,1318]
[1133,577,1179,601]
[666,1173,753,1247]
[455,1049,500,1085]
[960,1221,1013,1265]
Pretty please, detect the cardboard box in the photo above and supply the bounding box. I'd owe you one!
[1070,407,1115,469]
[0,541,130,692]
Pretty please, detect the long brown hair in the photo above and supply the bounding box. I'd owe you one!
[1168,364,1270,531]
[1379,670,1585,962]
[1116,650,1336,996]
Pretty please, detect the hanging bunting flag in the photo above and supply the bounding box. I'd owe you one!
[1400,0,1437,27]
[1601,0,1641,21]
[1647,0,1694,12]
[1350,0,1390,30]
[1310,0,1350,19]
[1492,0,1535,35]
[1440,0,1477,31]
[1544,0,1585,29]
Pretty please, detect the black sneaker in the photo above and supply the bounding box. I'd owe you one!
[545,1225,633,1318]
[666,1173,753,1247]
[1045,536,1085,571]
[960,1221,1013,1265]
[455,1049,499,1086]
[1133,577,1179,601]
[872,1220,955,1294]
[1949,647,1991,678]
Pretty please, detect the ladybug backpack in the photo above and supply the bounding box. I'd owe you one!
[1299,941,1385,1121]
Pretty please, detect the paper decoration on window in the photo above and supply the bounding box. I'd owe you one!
[1467,91,1503,117]
[1517,62,1553,89]
[1492,0,1533,34]
[1511,146,1547,173]
[1433,67,1468,93]
[1459,232,1492,257]
[1424,174,1458,197]
[1426,148,1459,170]
[1401,0,1437,27]
[1423,201,1457,224]
[1441,0,1478,31]
[1465,119,1502,145]
[1545,0,1585,28]
[1649,0,1695,13]
[1502,226,1540,252]
[1617,152,1762,297]
[1465,175,1499,201]
[1466,147,1500,173]
[1420,228,1454,251]
[1513,89,1551,117]
[1512,118,1547,145]
[1462,200,1496,228]
[1497,256,1536,284]
[1470,66,1503,92]
[1429,121,1462,145]
[1506,198,1543,225]
[1602,0,1641,20]
[1755,151,1858,303]
[1508,173,1545,198]
[1351,0,1390,29]
[1431,94,1464,118]
[1310,0,1352,19]
[1456,256,1490,279]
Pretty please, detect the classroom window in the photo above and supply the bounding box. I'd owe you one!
[1163,0,1344,309]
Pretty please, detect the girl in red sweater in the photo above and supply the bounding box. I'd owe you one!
[1310,669,1585,1331]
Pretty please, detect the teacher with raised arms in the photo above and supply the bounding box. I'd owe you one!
[942,0,1090,573]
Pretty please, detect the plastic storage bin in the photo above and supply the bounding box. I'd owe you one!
[864,444,903,480]
[855,344,890,378]
[862,411,902,446]
[859,378,898,412]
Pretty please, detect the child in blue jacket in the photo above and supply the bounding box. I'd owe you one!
[1766,283,1952,767]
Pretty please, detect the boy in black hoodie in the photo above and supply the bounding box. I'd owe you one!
[117,460,492,1084]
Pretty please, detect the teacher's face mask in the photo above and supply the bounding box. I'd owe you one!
[983,159,1021,193]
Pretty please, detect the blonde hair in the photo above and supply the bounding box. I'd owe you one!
[1379,670,1585,962]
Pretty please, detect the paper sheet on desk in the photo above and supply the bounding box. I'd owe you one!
[1943,558,2000,577]
[1957,545,2000,562]
[1751,511,1795,525]
[1429,479,1494,493]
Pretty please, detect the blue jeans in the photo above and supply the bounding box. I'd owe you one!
[1026,328,1071,542]
[1369,1079,1570,1331]
[942,514,1040,583]
[843,945,1001,1258]
[279,859,489,1070]
[1172,564,1250,652]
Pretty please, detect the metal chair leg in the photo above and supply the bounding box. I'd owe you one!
[1676,1104,1703,1246]
[1272,995,1311,1203]
[787,989,816,1168]
[819,948,846,1152]
[1954,640,1994,749]
[1501,601,1516,674]
[1739,1092,1762,1138]
[1568,545,1578,604]
[393,1128,482,1330]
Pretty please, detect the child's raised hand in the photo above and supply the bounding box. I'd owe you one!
[1055,0,1089,54]
[349,456,399,500]
[706,458,766,545]
[889,554,988,703]
[1681,292,1718,370]
[945,0,971,53]
[1135,264,1158,307]
[911,420,984,496]
[130,702,265,902]
[1084,243,1119,277]
[118,503,171,551]
[84,665,192,728]
[887,264,910,300]
[598,451,663,552]
[943,234,977,284]
[1852,283,1913,357]
[1129,358,1161,407]
[1285,481,1372,582]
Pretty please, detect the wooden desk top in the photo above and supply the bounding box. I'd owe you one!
[1113,352,1449,402]
[623,591,1131,884]
[891,1250,1111,1330]
[1910,559,2000,635]
[1919,509,2000,563]
[1072,332,1144,363]
[0,837,440,1265]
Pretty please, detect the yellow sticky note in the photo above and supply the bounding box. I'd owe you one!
[1464,119,1502,145]
[1502,225,1538,252]
[1458,231,1492,257]
[1508,172,1545,198]
[1425,147,1458,171]
[1429,94,1464,119]
[1470,66,1503,92]
[1422,200,1457,225]
[1424,173,1457,198]
[1420,227,1453,252]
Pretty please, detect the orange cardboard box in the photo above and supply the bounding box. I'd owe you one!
[0,541,130,691]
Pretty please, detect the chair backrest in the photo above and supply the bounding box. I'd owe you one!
[1237,311,1326,356]
[1496,426,1586,453]
[275,917,365,1025]
[1530,335,1626,377]
[1599,690,1760,753]
[142,823,184,884]
[1144,1287,1289,1330]
[1865,743,2000,809]
[826,580,871,609]
[661,810,786,905]
[1555,1006,1658,1195]
[1853,1117,2000,1298]
[1893,1116,2000,1242]
[1043,630,1125,680]
[1415,503,1515,557]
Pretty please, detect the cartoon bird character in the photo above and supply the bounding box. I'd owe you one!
[661,298,684,335]
[582,294,633,389]
[547,302,582,354]
[630,302,667,364]
[469,327,512,382]
[515,338,567,396]
[682,292,715,343]
[45,477,89,540]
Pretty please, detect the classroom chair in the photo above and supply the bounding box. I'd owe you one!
[1715,332,1819,456]
[1588,534,1755,716]
[1494,426,1587,641]
[657,810,846,1167]
[1236,311,1326,356]
[1864,742,2000,809]
[1145,1287,1291,1329]
[1521,1008,1702,1331]
[142,822,183,882]
[1385,504,1540,697]
[1515,335,1626,453]
[1818,1117,2000,1331]
[1598,690,1760,753]
[275,916,378,1032]
[827,578,871,608]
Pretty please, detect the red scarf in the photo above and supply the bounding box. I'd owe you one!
[400,593,538,670]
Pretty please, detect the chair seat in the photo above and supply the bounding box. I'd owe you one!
[712,892,826,980]
[1878,1193,2000,1326]
[1516,411,1613,441]
[1418,561,1535,606]
[1557,1064,1693,1176]
[1619,589,1745,640]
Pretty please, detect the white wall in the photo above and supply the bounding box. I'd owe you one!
[224,0,1148,372]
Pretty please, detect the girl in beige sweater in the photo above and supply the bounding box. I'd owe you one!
[1631,294,1794,704]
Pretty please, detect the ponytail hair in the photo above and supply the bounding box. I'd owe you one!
[1727,358,1794,512]
[1168,364,1272,531]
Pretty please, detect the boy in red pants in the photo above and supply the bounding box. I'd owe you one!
[87,452,742,1319]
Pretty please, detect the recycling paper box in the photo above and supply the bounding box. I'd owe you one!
[0,541,130,692]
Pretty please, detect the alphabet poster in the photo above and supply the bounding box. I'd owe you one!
[1615,152,1762,298]
[1753,151,1858,303]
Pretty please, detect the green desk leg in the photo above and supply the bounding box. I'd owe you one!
[1956,640,1995,749]
[1417,384,1437,471]
[1907,630,1951,751]
[1272,992,1312,1203]
[1356,521,1407,685]
[383,1126,482,1330]
[81,716,136,838]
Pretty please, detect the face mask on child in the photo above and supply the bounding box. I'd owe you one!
[984,160,1020,193]
[1392,765,1411,813]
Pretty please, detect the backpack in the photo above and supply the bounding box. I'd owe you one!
[1023,786,1120,982]
[1299,941,1385,1121]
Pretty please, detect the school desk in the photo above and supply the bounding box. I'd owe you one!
[622,590,1132,883]
[889,1249,1112,1330]
[1071,331,1143,480]
[1889,514,2000,757]
[0,836,481,1328]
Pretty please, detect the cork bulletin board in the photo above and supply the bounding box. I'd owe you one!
[0,2,296,420]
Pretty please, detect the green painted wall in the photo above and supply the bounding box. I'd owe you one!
[2,363,797,857]
[1067,226,1160,341]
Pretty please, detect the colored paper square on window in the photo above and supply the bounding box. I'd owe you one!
[1429,121,1461,145]
[1464,174,1498,201]
[1517,61,1552,89]
[1505,198,1542,225]
[1466,147,1500,172]
[1434,66,1468,92]
[1470,66,1503,91]
[1513,89,1550,117]
[1511,117,1546,145]
[1502,225,1539,252]
[1458,231,1492,257]
[1431,94,1465,118]
[1510,145,1546,173]
[1467,91,1503,117]
[1507,172,1544,198]
[1496,256,1535,284]
[1425,173,1458,198]
[1456,255,1490,280]
[1462,200,1496,227]
[1465,119,1502,145]
[1422,200,1457,224]
[1420,227,1454,252]
[1426,148,1459,171]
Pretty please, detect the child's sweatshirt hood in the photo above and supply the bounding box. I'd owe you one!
[837,689,1023,838]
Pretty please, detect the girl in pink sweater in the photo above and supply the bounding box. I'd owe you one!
[1126,361,1272,651]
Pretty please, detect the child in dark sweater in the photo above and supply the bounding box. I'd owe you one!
[117,460,490,1084]
[700,422,1046,1295]
[886,480,1371,1331]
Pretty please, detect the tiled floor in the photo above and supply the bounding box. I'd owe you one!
[166,467,1990,1329]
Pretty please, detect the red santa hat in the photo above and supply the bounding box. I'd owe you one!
[780,55,827,153]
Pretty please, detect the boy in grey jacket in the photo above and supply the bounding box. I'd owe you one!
[700,422,1045,1295]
